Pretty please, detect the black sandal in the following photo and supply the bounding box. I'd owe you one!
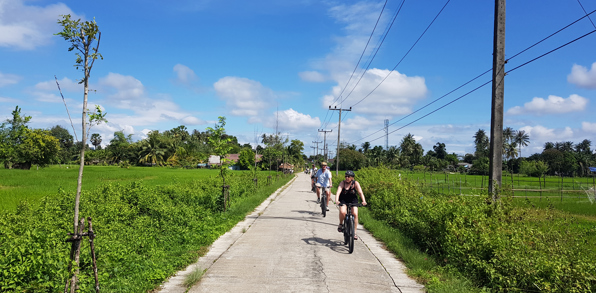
[337,225,343,233]
[354,235,358,240]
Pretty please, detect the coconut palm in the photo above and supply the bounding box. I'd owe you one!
[514,130,530,157]
[139,131,166,165]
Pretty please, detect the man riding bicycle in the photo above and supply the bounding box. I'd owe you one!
[315,162,332,209]
[310,164,317,192]
[335,170,366,239]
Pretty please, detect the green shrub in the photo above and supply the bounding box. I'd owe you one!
[354,167,596,292]
[0,171,290,292]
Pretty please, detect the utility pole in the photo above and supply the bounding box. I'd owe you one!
[312,141,322,158]
[310,146,316,160]
[384,119,389,150]
[318,129,332,161]
[488,0,506,201]
[330,106,352,176]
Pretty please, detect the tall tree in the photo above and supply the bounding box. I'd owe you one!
[514,130,530,157]
[90,133,102,150]
[57,15,104,288]
[0,106,31,168]
[473,129,489,159]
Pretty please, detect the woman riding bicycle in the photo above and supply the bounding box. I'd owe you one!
[335,170,366,239]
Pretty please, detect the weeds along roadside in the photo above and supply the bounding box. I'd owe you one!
[0,171,293,292]
[338,167,596,292]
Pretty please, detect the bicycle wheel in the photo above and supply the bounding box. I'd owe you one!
[348,215,355,254]
[343,219,350,245]
[321,192,327,217]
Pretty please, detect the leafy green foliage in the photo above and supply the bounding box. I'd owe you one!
[355,167,596,292]
[237,148,255,170]
[0,171,290,291]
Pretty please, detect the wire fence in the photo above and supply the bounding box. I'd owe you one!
[399,171,596,202]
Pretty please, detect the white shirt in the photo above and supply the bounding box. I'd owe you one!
[315,168,332,188]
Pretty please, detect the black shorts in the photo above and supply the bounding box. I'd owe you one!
[339,194,358,205]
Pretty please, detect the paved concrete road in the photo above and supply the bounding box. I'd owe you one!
[160,173,424,293]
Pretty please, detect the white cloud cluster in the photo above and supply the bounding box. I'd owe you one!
[0,0,79,50]
[567,62,596,89]
[173,64,198,84]
[298,71,326,83]
[99,73,146,109]
[506,94,588,115]
[323,69,428,116]
[265,108,320,132]
[582,122,596,133]
[0,71,22,87]
[213,76,275,117]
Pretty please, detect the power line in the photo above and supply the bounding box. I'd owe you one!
[349,0,451,108]
[363,27,596,144]
[337,0,408,106]
[350,9,596,145]
[576,0,596,29]
[330,0,390,106]
[319,0,392,130]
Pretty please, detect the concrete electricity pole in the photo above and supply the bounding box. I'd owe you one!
[488,0,506,201]
[312,141,322,158]
[330,106,351,176]
[318,129,332,160]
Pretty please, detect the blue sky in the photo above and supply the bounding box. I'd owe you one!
[1,0,596,157]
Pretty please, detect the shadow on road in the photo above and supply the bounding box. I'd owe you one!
[257,215,337,227]
[301,236,349,254]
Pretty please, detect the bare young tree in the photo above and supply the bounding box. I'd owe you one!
[56,15,106,291]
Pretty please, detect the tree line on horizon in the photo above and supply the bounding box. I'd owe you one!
[0,106,305,171]
[332,127,596,178]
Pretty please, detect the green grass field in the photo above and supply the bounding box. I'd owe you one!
[0,165,280,211]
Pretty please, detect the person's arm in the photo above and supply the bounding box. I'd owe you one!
[355,181,366,205]
[335,181,344,203]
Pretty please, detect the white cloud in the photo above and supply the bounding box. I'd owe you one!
[0,96,20,103]
[506,94,588,115]
[567,62,596,89]
[582,122,596,133]
[0,71,21,87]
[519,125,574,141]
[173,64,198,84]
[265,108,320,132]
[213,76,275,117]
[0,0,80,50]
[35,77,81,92]
[299,71,327,83]
[99,72,146,108]
[322,68,428,116]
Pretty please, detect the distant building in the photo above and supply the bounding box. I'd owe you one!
[207,154,263,169]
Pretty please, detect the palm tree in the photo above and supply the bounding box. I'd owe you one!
[503,127,516,144]
[139,131,166,165]
[514,130,530,157]
[385,146,400,166]
[360,142,371,154]
[473,129,489,158]
[544,142,554,150]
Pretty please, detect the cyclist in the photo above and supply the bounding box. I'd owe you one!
[335,170,366,239]
[310,164,317,193]
[315,162,332,208]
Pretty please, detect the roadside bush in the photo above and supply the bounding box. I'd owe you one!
[354,167,596,292]
[0,171,290,292]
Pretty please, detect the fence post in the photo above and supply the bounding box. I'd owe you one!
[560,175,563,202]
[459,178,462,195]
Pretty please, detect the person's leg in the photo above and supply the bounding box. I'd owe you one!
[353,206,359,236]
[316,186,320,200]
[326,189,331,207]
[338,204,347,231]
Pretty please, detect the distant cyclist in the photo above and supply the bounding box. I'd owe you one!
[315,162,332,208]
[310,164,317,192]
[335,170,366,239]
